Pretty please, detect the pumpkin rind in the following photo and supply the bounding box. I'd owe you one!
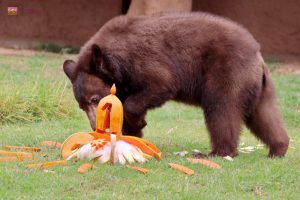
[61,132,94,159]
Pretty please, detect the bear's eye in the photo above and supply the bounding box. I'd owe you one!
[90,97,99,104]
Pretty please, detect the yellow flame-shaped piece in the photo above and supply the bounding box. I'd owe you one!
[96,84,123,138]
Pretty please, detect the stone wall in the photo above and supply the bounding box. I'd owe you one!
[0,0,122,48]
[193,0,300,56]
[0,0,299,56]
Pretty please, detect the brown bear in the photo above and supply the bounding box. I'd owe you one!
[63,12,289,157]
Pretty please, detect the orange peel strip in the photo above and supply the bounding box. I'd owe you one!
[27,160,67,169]
[126,165,149,174]
[187,158,221,169]
[0,150,33,158]
[0,156,36,162]
[4,145,41,152]
[78,163,96,174]
[61,132,94,159]
[169,163,195,175]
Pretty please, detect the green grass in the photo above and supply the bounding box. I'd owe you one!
[36,43,79,54]
[0,54,78,123]
[0,54,299,200]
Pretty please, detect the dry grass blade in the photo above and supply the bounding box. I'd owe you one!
[126,165,149,174]
[27,160,67,169]
[4,145,41,152]
[168,163,194,175]
[187,158,221,169]
[78,163,96,174]
[40,141,62,149]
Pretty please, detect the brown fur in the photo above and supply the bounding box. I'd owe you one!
[63,12,289,157]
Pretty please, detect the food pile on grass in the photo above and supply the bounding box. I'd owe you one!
[0,141,224,175]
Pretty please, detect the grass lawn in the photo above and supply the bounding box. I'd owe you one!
[0,53,299,200]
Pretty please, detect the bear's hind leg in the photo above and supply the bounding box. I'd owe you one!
[246,80,289,157]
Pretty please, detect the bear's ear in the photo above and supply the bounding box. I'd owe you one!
[63,60,77,81]
[91,44,102,69]
[91,44,123,84]
[91,44,110,76]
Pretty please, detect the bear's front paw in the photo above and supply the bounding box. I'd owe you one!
[209,149,238,158]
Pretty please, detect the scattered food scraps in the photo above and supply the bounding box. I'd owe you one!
[126,165,149,175]
[173,151,188,157]
[40,141,62,149]
[78,163,96,174]
[187,158,221,169]
[4,145,41,152]
[223,156,234,161]
[168,163,195,175]
[27,160,67,169]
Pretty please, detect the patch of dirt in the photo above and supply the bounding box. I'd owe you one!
[1,48,299,76]
[0,47,77,60]
[0,47,36,56]
[275,63,300,75]
[274,56,300,75]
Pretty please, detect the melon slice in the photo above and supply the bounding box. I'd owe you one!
[61,132,94,159]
